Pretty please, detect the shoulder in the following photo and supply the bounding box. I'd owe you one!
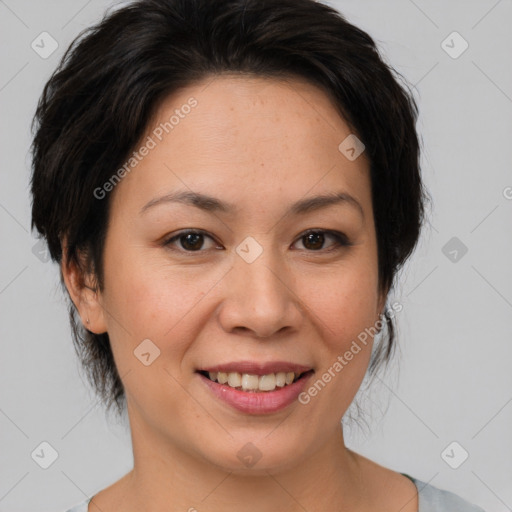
[404,474,487,512]
[63,497,91,512]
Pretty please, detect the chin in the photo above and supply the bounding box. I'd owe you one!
[197,434,308,475]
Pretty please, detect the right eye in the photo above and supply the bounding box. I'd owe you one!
[162,229,223,253]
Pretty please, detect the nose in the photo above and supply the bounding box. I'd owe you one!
[216,247,304,339]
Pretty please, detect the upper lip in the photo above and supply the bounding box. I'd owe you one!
[197,361,314,376]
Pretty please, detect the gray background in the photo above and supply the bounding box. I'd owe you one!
[1,0,511,510]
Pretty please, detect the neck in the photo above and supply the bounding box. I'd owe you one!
[119,409,368,512]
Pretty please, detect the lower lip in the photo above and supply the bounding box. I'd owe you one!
[197,371,314,414]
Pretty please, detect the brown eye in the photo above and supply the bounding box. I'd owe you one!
[179,232,204,251]
[302,231,325,250]
[294,230,351,252]
[163,230,220,252]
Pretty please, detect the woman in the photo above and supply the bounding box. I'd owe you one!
[30,0,486,510]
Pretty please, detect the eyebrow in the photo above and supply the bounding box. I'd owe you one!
[139,190,364,218]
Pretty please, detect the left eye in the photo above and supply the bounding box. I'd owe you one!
[292,230,351,252]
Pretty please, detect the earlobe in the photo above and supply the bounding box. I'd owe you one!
[60,243,108,334]
[79,282,108,334]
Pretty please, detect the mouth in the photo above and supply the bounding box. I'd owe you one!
[196,367,314,393]
[195,362,315,414]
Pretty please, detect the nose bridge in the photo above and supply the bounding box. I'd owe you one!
[235,238,288,308]
[218,236,301,337]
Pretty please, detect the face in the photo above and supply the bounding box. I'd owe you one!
[69,75,386,474]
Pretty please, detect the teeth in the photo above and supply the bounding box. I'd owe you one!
[258,373,276,391]
[241,373,259,390]
[227,372,241,388]
[205,370,304,392]
[217,371,228,384]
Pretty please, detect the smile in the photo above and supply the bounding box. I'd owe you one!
[198,369,312,392]
[196,362,315,414]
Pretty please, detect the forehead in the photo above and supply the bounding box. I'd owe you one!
[111,74,371,218]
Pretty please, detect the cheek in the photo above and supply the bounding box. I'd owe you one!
[304,263,380,346]
[102,247,223,357]
[298,281,379,415]
[298,260,381,404]
[101,254,216,421]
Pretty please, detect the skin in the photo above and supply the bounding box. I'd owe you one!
[62,75,418,512]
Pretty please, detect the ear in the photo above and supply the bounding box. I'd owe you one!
[375,284,389,330]
[60,239,108,335]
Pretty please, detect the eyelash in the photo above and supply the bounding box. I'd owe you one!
[162,228,353,255]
